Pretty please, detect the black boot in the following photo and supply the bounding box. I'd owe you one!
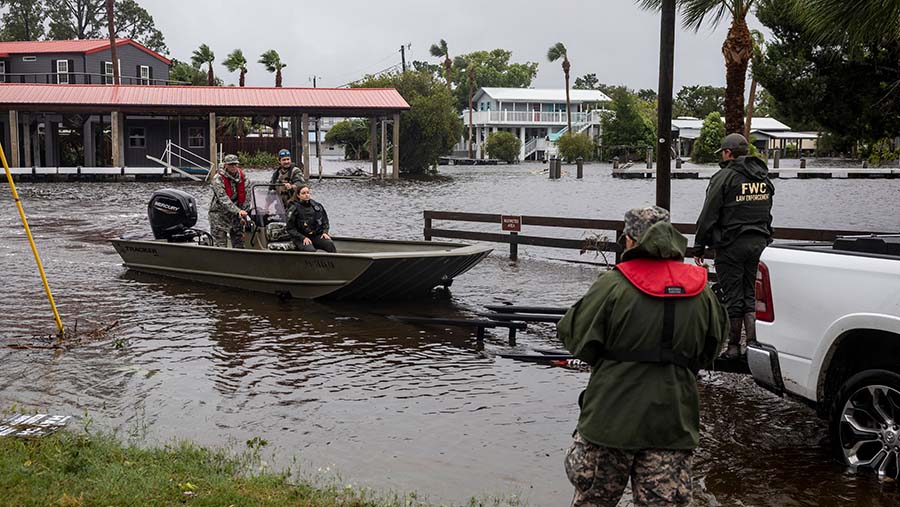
[721,317,743,359]
[743,312,757,351]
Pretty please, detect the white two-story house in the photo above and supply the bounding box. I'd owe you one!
[458,87,610,161]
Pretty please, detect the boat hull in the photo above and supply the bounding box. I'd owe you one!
[111,237,492,300]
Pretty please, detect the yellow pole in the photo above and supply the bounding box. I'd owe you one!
[0,141,64,333]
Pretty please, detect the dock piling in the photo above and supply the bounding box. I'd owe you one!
[576,157,584,179]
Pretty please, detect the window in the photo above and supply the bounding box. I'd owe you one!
[139,65,150,85]
[0,61,5,83]
[128,127,146,148]
[56,60,69,84]
[188,127,205,148]
[103,60,121,84]
[22,56,36,62]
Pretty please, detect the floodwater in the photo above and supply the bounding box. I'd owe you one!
[1,158,899,506]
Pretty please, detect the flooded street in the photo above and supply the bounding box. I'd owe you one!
[1,158,899,506]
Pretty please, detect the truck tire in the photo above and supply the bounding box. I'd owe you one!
[830,369,900,481]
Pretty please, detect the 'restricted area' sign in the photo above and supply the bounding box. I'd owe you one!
[501,215,522,232]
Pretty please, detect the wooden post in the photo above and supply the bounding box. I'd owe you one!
[773,149,780,169]
[22,113,32,167]
[646,147,653,169]
[44,119,56,167]
[8,110,20,168]
[509,231,519,261]
[392,112,400,179]
[83,117,95,167]
[656,0,676,211]
[381,119,387,178]
[208,112,217,174]
[110,112,120,167]
[800,157,806,169]
[370,117,378,177]
[613,156,619,170]
[424,214,432,241]
[576,157,584,179]
[302,113,310,181]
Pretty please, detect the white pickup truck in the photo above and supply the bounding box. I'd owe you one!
[747,235,900,481]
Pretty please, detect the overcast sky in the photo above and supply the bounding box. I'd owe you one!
[145,0,767,91]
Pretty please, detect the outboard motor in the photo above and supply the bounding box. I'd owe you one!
[148,189,198,242]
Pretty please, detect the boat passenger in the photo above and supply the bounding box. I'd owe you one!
[285,184,336,253]
[209,154,249,248]
[270,149,306,209]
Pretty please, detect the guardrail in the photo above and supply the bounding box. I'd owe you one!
[423,210,891,262]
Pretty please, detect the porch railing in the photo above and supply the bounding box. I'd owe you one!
[463,109,604,126]
[0,72,188,86]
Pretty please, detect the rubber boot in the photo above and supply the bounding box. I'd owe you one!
[743,313,757,352]
[721,317,743,360]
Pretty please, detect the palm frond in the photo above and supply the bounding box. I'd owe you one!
[547,42,567,62]
[191,43,214,67]
[223,49,246,72]
[792,0,900,45]
[635,0,755,31]
[429,39,448,58]
[258,50,282,72]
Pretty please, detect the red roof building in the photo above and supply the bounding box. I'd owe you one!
[0,38,170,65]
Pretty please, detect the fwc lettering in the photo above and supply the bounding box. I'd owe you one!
[736,181,770,202]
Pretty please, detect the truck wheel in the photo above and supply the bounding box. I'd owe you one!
[830,369,900,481]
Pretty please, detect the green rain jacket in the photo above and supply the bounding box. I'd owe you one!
[558,221,728,450]
[695,155,774,250]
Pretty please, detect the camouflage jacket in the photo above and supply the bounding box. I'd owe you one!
[209,169,248,217]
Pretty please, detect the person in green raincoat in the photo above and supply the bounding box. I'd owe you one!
[559,206,728,507]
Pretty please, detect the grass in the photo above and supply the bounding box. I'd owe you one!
[0,429,523,507]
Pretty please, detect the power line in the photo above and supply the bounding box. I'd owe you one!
[338,63,402,88]
[330,51,401,87]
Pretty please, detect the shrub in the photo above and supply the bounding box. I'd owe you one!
[484,131,521,163]
[557,132,594,162]
[691,112,725,163]
[237,151,279,168]
[325,119,369,160]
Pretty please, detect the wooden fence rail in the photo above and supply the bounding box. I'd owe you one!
[423,210,891,262]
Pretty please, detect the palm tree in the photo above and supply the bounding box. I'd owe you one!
[259,50,286,87]
[744,30,765,140]
[191,44,216,86]
[547,42,572,133]
[223,49,248,87]
[638,0,757,134]
[429,39,452,90]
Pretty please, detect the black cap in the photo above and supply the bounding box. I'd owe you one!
[715,133,749,154]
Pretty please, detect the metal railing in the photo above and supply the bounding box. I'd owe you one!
[0,71,188,86]
[462,109,604,126]
[423,210,892,262]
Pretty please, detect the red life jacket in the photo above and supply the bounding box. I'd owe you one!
[221,169,246,207]
[615,258,707,298]
[598,258,709,371]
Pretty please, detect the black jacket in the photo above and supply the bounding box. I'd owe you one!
[286,199,329,240]
[695,155,774,250]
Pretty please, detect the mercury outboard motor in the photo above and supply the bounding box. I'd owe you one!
[148,189,198,242]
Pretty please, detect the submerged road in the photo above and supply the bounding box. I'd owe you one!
[1,158,898,505]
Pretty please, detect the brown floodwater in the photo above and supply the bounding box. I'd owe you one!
[1,159,898,506]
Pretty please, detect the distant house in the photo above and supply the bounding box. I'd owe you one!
[459,87,611,160]
[0,38,171,85]
[673,116,818,158]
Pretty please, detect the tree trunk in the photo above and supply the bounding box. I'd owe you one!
[744,77,757,141]
[444,59,452,91]
[106,0,119,85]
[276,68,282,88]
[207,65,214,86]
[239,69,245,87]
[722,16,752,135]
[563,59,572,133]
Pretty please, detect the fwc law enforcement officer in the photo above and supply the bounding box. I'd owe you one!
[209,154,249,248]
[559,207,728,507]
[285,184,336,253]
[692,133,774,359]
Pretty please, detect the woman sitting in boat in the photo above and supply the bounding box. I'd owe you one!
[286,184,336,253]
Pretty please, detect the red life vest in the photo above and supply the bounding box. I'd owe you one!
[615,258,707,298]
[221,169,246,207]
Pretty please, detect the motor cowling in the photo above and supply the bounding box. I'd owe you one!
[148,189,198,241]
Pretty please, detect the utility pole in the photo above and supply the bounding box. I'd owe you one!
[106,0,119,85]
[400,44,408,72]
[656,0,676,211]
[310,75,323,179]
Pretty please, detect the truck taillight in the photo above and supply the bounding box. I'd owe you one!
[756,261,774,322]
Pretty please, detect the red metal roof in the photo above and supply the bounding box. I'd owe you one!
[0,84,410,113]
[0,39,170,65]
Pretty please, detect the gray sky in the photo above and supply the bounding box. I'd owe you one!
[146,0,768,90]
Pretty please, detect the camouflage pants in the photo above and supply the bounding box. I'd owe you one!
[209,211,244,249]
[564,432,692,507]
